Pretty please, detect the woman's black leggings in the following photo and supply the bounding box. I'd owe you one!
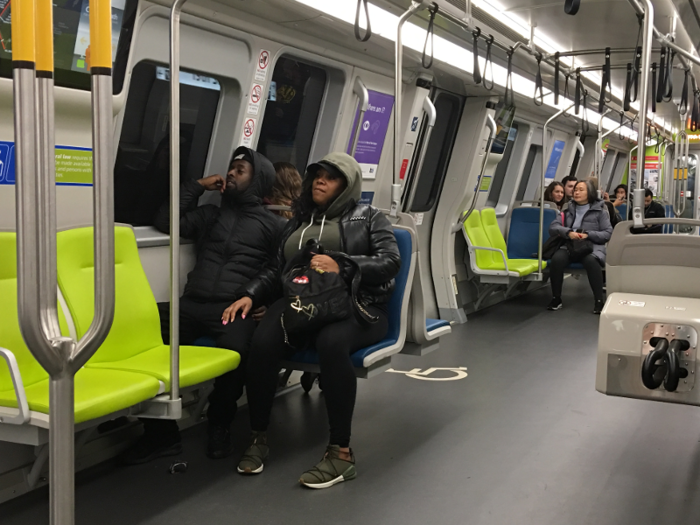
[246,298,389,448]
[549,249,605,301]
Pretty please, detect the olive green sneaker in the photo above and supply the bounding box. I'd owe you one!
[237,432,269,475]
[299,445,357,489]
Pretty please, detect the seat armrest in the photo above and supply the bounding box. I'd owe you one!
[468,246,510,272]
[0,347,30,425]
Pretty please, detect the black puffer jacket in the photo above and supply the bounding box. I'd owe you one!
[155,148,286,304]
[241,153,401,308]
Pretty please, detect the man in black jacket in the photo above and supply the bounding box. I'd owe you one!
[629,188,666,234]
[121,147,285,465]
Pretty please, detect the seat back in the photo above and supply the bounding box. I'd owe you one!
[386,228,413,343]
[481,208,508,255]
[607,221,700,298]
[57,227,164,363]
[463,211,501,270]
[507,207,558,259]
[0,233,50,391]
[617,203,627,221]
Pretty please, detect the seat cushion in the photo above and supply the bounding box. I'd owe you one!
[506,258,547,276]
[86,345,240,390]
[426,319,450,332]
[0,368,161,424]
[290,337,394,368]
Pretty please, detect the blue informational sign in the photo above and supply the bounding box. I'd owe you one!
[348,90,394,179]
[545,140,566,182]
[359,191,374,205]
[0,141,16,185]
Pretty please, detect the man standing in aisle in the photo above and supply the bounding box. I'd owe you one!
[121,146,285,464]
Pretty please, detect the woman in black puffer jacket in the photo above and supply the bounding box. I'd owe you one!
[227,152,400,489]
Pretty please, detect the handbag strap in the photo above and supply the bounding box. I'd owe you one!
[324,250,379,325]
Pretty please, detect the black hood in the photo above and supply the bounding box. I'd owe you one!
[221,147,275,207]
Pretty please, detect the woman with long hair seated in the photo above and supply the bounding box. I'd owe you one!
[224,152,400,489]
[547,180,613,314]
[544,180,566,210]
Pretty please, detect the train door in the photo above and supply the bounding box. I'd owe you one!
[400,87,466,320]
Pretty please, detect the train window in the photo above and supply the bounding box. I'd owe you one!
[257,57,327,170]
[487,124,519,207]
[515,145,544,202]
[409,92,465,212]
[114,62,221,226]
[0,0,138,94]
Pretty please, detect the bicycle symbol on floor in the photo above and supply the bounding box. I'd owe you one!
[386,367,468,381]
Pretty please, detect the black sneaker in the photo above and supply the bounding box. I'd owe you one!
[207,424,234,459]
[547,297,563,311]
[593,299,604,315]
[119,431,182,466]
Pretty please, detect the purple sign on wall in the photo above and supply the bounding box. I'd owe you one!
[347,90,394,179]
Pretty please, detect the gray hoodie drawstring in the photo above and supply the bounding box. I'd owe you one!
[298,212,327,249]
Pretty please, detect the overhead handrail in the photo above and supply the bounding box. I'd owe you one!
[394,0,429,184]
[349,77,370,157]
[539,103,576,274]
[404,96,437,211]
[12,0,116,522]
[456,114,498,227]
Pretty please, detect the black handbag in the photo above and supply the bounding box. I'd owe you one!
[281,239,376,339]
[566,237,594,261]
[541,235,566,260]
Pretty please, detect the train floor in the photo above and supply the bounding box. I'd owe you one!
[3,277,700,525]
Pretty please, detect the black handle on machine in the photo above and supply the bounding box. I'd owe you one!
[642,337,670,390]
[472,28,482,85]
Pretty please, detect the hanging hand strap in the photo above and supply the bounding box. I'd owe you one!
[422,4,437,69]
[618,112,626,140]
[554,52,560,105]
[472,28,482,84]
[680,69,690,116]
[662,49,675,102]
[692,90,700,132]
[505,47,515,107]
[564,0,581,15]
[534,53,544,106]
[651,62,657,114]
[624,63,632,112]
[603,47,612,102]
[575,68,582,115]
[654,127,661,153]
[563,72,571,100]
[354,0,372,42]
[483,35,494,90]
[656,47,666,103]
[598,48,610,113]
[631,46,642,102]
[581,90,590,134]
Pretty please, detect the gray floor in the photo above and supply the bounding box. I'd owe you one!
[4,278,700,525]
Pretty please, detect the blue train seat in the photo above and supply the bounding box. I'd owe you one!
[506,206,558,260]
[617,203,627,220]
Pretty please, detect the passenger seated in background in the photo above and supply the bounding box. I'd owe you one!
[610,184,628,208]
[561,175,578,202]
[227,152,400,489]
[587,176,621,227]
[547,180,613,314]
[629,188,665,234]
[120,147,285,465]
[544,181,566,210]
[264,161,302,219]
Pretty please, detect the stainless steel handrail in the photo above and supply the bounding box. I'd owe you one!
[12,0,116,523]
[594,108,613,185]
[350,77,370,157]
[169,0,188,406]
[673,131,689,220]
[573,139,585,179]
[394,0,429,183]
[539,103,575,274]
[404,96,437,211]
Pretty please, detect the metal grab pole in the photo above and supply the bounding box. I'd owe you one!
[404,96,437,211]
[674,131,689,219]
[539,104,576,274]
[598,121,628,192]
[595,108,612,185]
[170,0,188,405]
[573,139,585,179]
[627,144,638,216]
[394,0,428,184]
[350,77,369,157]
[631,0,654,229]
